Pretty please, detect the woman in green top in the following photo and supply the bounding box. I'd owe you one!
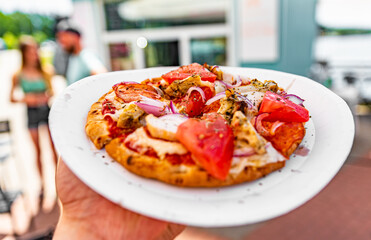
[10,36,58,197]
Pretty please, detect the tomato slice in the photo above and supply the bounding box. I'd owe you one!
[185,91,204,117]
[259,91,309,122]
[184,87,214,117]
[176,113,234,180]
[261,121,306,158]
[162,63,217,83]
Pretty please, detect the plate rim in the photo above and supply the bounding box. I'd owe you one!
[49,66,355,227]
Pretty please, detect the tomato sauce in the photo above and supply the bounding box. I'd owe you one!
[203,100,221,113]
[166,153,195,166]
[125,141,158,158]
[103,116,122,138]
[125,139,196,166]
[102,99,116,115]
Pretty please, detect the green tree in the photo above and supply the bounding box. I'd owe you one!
[2,31,18,49]
[0,11,55,49]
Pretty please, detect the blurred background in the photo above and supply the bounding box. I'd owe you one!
[0,0,371,239]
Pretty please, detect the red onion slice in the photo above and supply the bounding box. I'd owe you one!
[216,75,242,89]
[186,86,206,102]
[210,65,219,72]
[159,113,188,120]
[255,113,271,137]
[251,116,257,128]
[169,101,179,114]
[216,80,233,89]
[269,121,284,135]
[153,86,164,97]
[235,93,254,109]
[284,94,305,106]
[233,147,256,157]
[265,142,287,161]
[205,91,226,106]
[205,90,255,109]
[134,96,170,117]
[234,75,242,87]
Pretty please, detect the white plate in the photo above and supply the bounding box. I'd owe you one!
[49,67,354,227]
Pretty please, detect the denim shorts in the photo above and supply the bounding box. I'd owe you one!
[27,105,50,129]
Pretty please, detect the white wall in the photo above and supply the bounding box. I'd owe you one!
[70,1,106,66]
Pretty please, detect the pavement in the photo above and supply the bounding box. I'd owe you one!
[1,49,371,239]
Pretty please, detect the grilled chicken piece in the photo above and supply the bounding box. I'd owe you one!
[145,114,188,141]
[204,63,252,86]
[233,79,279,93]
[230,111,266,155]
[204,64,223,80]
[117,103,145,129]
[217,90,247,122]
[164,75,213,99]
[217,97,239,122]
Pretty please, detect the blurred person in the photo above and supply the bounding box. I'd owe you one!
[54,159,185,239]
[9,36,58,198]
[55,20,107,85]
[53,43,69,77]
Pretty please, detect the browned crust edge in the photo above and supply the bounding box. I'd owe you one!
[105,138,286,187]
[85,93,111,149]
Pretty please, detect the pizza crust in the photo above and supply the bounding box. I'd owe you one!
[85,72,307,187]
[85,94,112,149]
[105,138,285,187]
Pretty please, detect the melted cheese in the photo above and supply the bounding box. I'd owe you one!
[104,91,123,109]
[222,72,251,85]
[125,127,188,159]
[103,102,138,122]
[222,72,234,84]
[214,80,227,93]
[229,143,286,175]
[103,91,138,122]
[170,164,192,174]
[146,114,187,141]
[105,108,124,122]
[160,79,168,85]
[241,91,264,109]
[199,79,214,88]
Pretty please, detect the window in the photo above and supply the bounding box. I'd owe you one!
[103,0,226,31]
[99,0,234,68]
[144,40,179,67]
[109,42,135,71]
[191,37,226,66]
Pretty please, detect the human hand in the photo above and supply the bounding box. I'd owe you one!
[54,159,185,240]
